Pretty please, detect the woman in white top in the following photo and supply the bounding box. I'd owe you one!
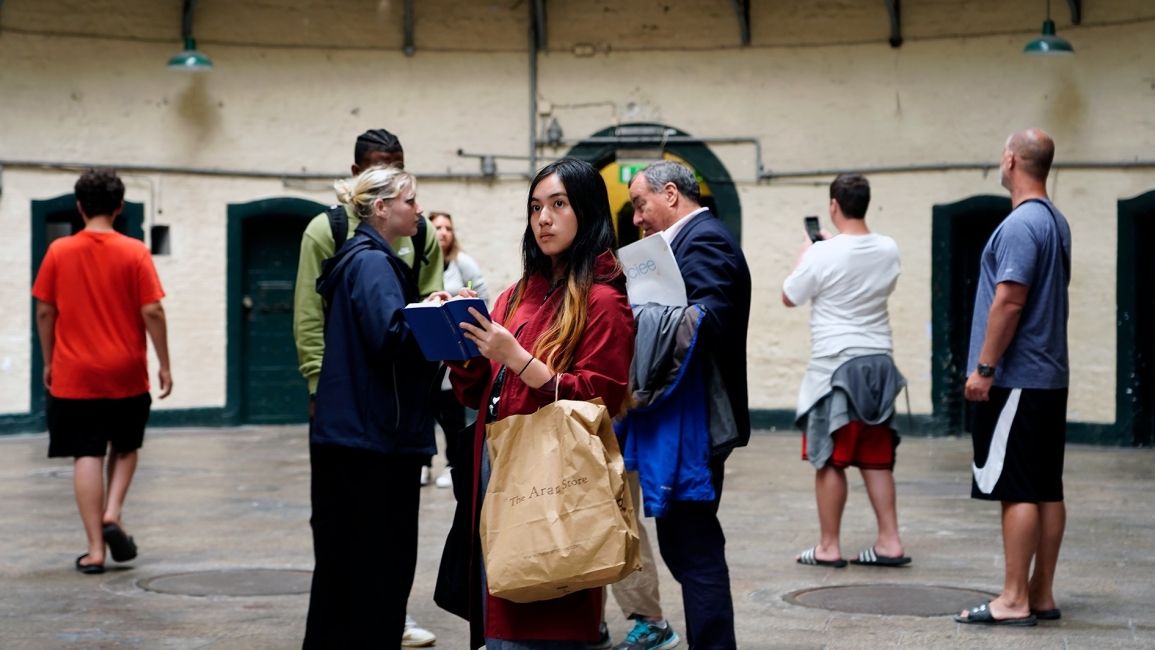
[428,212,489,488]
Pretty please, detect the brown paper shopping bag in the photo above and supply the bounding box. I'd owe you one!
[480,398,641,603]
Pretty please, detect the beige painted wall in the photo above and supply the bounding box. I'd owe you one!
[2,0,1153,425]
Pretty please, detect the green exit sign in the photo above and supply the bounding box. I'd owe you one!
[619,164,647,185]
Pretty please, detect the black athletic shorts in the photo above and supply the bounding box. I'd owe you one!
[970,386,1067,502]
[47,393,152,458]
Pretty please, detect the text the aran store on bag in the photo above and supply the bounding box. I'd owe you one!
[506,476,590,506]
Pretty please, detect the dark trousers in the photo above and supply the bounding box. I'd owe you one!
[655,458,736,650]
[435,389,467,469]
[303,445,422,649]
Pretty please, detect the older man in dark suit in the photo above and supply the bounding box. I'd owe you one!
[627,160,751,650]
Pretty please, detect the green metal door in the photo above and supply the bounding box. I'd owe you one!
[930,195,1011,434]
[1118,190,1155,446]
[239,211,313,424]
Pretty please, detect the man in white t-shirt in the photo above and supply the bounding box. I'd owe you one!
[781,174,910,569]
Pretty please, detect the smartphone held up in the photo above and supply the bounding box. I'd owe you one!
[804,215,824,243]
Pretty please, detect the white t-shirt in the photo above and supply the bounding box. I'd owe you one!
[782,233,901,358]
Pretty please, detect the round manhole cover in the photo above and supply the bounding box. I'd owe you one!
[784,584,995,617]
[139,569,312,597]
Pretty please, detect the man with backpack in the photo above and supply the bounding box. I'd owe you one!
[292,128,443,647]
[293,128,444,402]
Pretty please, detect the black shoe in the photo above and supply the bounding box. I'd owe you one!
[75,553,105,575]
[102,523,138,562]
[588,622,612,650]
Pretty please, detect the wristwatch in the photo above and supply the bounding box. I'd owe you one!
[976,363,995,378]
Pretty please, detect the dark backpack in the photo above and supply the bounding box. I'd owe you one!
[326,205,428,293]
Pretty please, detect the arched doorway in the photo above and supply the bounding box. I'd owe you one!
[225,197,324,425]
[1118,190,1155,446]
[565,123,742,243]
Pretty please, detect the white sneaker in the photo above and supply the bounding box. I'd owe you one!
[403,614,436,647]
[419,466,431,487]
[435,469,453,489]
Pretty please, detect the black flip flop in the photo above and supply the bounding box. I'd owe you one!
[954,601,1037,626]
[1032,608,1062,620]
[796,547,848,568]
[102,523,138,562]
[75,553,105,575]
[849,546,912,567]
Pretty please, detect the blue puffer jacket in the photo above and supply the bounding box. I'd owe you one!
[616,304,716,517]
[311,223,439,456]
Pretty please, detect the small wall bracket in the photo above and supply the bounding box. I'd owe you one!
[1066,0,1082,25]
[730,0,751,46]
[885,0,903,48]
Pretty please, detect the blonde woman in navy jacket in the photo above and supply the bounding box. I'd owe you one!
[305,166,440,648]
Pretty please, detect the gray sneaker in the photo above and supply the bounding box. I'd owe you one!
[613,619,680,650]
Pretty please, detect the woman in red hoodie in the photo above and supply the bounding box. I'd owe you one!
[448,158,635,649]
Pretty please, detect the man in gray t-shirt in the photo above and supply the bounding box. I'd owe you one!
[967,199,1071,389]
[955,129,1071,627]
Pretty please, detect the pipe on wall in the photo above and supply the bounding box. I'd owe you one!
[760,160,1155,181]
[0,159,527,182]
[5,158,1151,186]
[543,135,765,180]
[528,1,542,178]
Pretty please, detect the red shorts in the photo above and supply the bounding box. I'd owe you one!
[802,421,896,470]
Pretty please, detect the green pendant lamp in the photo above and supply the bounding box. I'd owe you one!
[167,0,213,71]
[1024,0,1074,55]
[167,37,213,71]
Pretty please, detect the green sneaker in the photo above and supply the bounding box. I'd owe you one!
[613,619,680,650]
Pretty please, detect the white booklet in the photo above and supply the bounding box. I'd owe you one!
[617,234,687,306]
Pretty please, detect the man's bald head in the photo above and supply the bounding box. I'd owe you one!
[1006,128,1055,182]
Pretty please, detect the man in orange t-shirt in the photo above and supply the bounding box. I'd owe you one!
[31,168,172,575]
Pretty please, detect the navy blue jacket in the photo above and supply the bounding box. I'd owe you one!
[311,223,439,456]
[669,209,752,452]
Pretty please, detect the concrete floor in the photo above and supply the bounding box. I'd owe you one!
[1,425,1153,649]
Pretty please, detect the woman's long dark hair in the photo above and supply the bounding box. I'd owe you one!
[505,158,618,373]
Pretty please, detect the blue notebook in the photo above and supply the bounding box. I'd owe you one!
[402,298,490,361]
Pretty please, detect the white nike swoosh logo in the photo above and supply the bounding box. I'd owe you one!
[973,388,1022,494]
